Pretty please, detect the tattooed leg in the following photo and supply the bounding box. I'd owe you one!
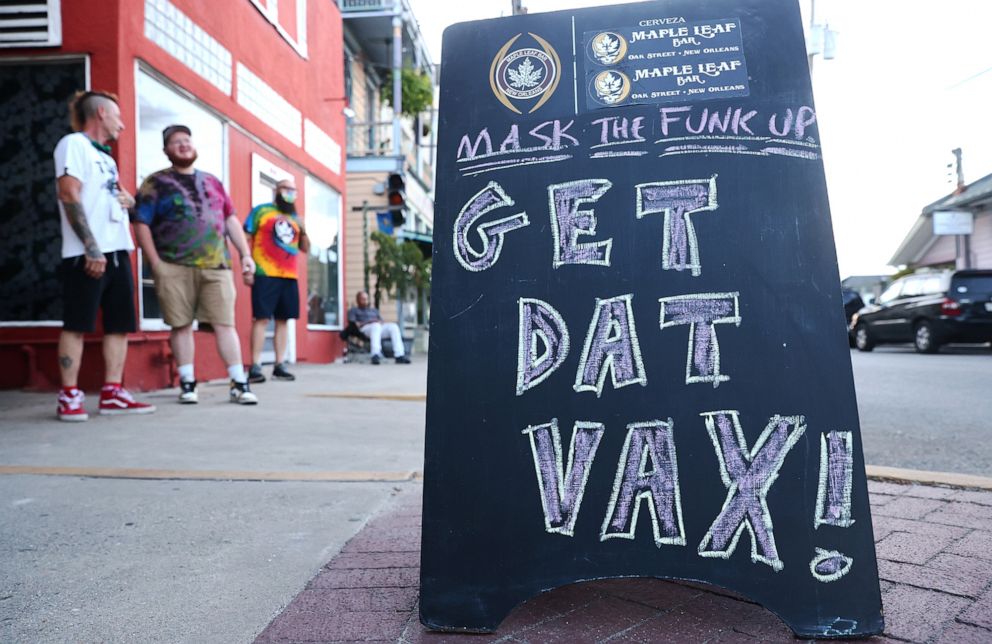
[57,331,85,388]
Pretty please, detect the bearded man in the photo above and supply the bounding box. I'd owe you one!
[243,179,309,383]
[133,125,258,405]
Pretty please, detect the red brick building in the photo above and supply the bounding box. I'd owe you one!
[0,0,348,391]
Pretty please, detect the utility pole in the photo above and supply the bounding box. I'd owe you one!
[392,15,403,157]
[806,0,837,75]
[951,147,964,191]
[360,200,370,294]
[948,148,972,269]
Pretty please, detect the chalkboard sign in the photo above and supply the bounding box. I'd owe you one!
[421,0,884,638]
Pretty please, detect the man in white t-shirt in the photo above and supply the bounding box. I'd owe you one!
[53,90,155,421]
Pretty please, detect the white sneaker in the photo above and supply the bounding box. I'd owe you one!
[229,380,258,405]
[179,380,198,404]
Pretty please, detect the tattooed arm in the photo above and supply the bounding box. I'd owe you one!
[57,175,106,279]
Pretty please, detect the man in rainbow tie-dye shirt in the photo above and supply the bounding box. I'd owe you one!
[243,178,309,383]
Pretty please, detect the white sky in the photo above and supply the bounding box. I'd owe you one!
[407,0,992,278]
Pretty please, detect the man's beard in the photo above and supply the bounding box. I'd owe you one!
[275,194,296,214]
[166,150,198,169]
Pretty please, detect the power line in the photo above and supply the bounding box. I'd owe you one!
[946,66,992,90]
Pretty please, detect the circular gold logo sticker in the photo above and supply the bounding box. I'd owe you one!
[490,33,561,114]
[589,70,631,106]
[589,32,628,65]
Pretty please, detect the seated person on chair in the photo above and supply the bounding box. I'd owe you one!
[346,291,410,365]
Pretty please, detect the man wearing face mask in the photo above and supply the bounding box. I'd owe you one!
[243,179,309,383]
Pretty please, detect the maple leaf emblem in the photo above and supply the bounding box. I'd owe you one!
[593,34,620,63]
[507,57,543,89]
[595,72,625,104]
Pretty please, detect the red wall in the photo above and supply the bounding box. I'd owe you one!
[0,0,346,391]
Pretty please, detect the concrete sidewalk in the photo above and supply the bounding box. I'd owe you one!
[257,480,992,643]
[0,360,427,643]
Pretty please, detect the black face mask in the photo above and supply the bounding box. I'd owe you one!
[275,193,296,214]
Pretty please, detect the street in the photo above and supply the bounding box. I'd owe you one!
[851,344,992,477]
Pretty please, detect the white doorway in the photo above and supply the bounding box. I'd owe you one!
[250,153,296,364]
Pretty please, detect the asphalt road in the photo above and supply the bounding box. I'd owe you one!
[850,343,992,477]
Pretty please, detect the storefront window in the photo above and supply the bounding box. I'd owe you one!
[304,176,343,328]
[135,67,226,328]
[0,59,85,325]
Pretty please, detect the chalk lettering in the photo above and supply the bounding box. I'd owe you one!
[815,431,855,528]
[810,548,854,583]
[574,293,647,397]
[660,106,692,136]
[601,420,686,546]
[590,116,646,145]
[529,119,581,149]
[698,411,807,571]
[659,292,741,387]
[769,106,817,139]
[453,182,529,272]
[457,128,493,159]
[523,418,605,536]
[635,176,718,276]
[499,125,521,152]
[660,107,757,137]
[517,298,571,396]
[548,179,614,268]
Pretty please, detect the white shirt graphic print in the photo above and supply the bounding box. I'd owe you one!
[53,132,134,259]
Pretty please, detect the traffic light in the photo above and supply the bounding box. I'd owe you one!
[386,173,407,227]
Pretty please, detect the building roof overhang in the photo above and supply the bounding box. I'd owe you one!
[889,172,992,266]
[340,0,435,81]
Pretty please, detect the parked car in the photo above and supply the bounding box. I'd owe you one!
[850,270,992,353]
[842,288,865,347]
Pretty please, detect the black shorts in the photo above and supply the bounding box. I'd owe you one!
[251,275,300,320]
[62,250,137,334]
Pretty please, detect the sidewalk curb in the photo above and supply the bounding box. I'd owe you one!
[866,464,992,491]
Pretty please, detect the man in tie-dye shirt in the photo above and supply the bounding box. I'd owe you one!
[243,178,309,383]
[134,124,258,406]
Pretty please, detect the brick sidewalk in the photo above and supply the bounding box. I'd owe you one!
[256,481,992,643]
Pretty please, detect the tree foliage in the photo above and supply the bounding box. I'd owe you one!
[381,68,434,117]
[369,231,431,309]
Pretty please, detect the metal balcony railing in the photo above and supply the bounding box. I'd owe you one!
[346,120,396,157]
[347,120,433,189]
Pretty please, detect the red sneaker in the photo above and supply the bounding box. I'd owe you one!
[57,389,89,422]
[99,386,156,415]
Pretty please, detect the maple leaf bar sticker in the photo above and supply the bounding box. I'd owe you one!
[589,32,628,65]
[590,70,632,106]
[491,33,561,114]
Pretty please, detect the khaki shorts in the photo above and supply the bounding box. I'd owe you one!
[153,261,236,327]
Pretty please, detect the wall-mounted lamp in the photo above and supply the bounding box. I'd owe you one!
[325,96,356,119]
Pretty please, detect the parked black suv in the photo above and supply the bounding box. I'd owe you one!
[842,288,865,347]
[850,270,992,353]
